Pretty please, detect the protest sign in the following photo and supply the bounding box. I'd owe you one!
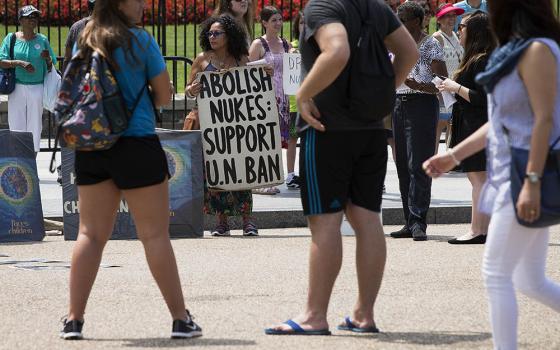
[62,130,204,240]
[0,130,45,242]
[196,65,284,191]
[282,53,301,96]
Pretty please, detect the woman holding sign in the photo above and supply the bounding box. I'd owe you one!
[249,6,292,195]
[186,15,259,237]
[436,11,495,244]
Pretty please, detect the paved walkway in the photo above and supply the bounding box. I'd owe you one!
[0,224,559,350]
[38,141,472,227]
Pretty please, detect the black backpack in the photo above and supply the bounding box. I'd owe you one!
[347,0,396,122]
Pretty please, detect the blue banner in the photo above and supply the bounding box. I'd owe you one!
[0,130,45,242]
[62,130,204,240]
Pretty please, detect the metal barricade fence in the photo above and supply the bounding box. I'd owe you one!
[2,0,560,151]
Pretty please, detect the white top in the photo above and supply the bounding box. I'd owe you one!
[439,31,463,77]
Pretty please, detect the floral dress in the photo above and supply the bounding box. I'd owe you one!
[203,61,252,217]
[259,36,290,148]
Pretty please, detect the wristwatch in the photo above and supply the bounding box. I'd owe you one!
[525,172,541,184]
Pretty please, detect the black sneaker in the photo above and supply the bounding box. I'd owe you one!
[412,227,428,241]
[286,175,300,189]
[171,310,202,339]
[242,222,259,236]
[60,319,84,340]
[389,226,412,238]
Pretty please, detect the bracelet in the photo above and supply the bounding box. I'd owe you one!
[457,85,462,94]
[447,148,461,166]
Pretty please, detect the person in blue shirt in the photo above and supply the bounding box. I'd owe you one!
[0,5,57,152]
[453,0,487,31]
[59,0,202,341]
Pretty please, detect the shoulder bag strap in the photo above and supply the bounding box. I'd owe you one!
[550,135,560,149]
[104,57,146,116]
[9,33,16,61]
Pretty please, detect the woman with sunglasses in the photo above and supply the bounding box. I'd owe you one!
[424,0,560,347]
[0,5,57,153]
[214,0,255,44]
[186,15,258,237]
[436,11,495,245]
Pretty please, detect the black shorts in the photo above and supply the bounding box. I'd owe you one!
[75,135,169,189]
[299,128,387,215]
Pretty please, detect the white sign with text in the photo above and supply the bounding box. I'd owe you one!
[282,53,301,96]
[196,65,284,191]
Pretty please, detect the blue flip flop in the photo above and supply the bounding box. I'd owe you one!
[265,319,331,335]
[337,316,380,333]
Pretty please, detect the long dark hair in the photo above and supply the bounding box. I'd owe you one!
[214,0,255,37]
[78,0,140,69]
[454,11,495,80]
[488,0,560,45]
[199,15,249,61]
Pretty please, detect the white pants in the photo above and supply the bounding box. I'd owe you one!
[482,196,560,350]
[8,83,44,152]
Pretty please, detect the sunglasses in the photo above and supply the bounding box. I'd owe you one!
[207,31,225,38]
[24,13,39,19]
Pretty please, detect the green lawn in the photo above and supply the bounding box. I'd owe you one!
[0,23,294,92]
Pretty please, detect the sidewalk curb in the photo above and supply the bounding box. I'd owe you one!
[45,206,472,231]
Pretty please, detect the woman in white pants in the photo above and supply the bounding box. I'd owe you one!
[423,0,560,348]
[0,5,56,152]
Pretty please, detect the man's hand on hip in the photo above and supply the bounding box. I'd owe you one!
[297,97,325,132]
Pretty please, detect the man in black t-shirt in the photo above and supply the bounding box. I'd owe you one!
[265,0,418,336]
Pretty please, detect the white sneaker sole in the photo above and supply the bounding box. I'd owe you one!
[211,231,230,236]
[60,332,83,340]
[171,331,203,338]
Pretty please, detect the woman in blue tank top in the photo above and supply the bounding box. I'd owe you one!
[60,0,202,340]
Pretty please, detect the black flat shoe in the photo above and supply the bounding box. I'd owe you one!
[390,226,412,238]
[448,234,486,245]
[412,227,427,241]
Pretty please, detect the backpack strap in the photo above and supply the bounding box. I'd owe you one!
[259,37,271,53]
[103,57,146,118]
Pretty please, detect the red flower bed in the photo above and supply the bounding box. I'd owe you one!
[0,0,309,25]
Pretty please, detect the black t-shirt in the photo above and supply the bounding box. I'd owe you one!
[298,0,401,131]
